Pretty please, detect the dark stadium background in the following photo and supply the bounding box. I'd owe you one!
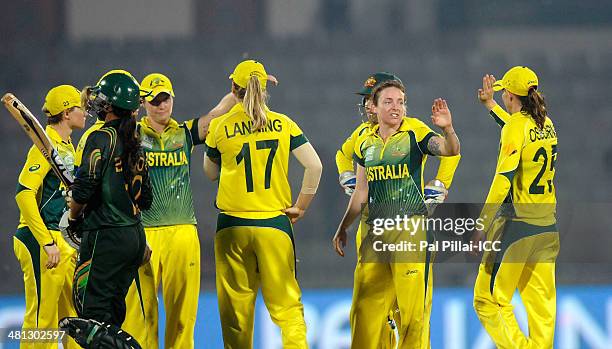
[1,1,611,348]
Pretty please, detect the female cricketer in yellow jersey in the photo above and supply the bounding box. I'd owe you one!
[335,72,461,348]
[334,80,460,349]
[119,72,239,349]
[13,85,85,348]
[473,66,559,349]
[204,60,322,349]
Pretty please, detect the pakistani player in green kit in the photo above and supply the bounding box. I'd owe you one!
[60,71,153,349]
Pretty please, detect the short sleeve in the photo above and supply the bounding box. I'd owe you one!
[289,119,308,151]
[352,133,369,167]
[336,123,368,174]
[185,118,205,146]
[205,118,221,159]
[409,119,439,156]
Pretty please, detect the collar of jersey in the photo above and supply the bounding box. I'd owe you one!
[141,116,179,132]
[228,103,244,114]
[368,117,411,137]
[510,111,528,120]
[45,125,71,145]
[227,102,271,115]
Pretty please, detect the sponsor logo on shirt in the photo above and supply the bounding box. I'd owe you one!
[141,135,154,150]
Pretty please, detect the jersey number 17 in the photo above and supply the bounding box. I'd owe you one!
[236,139,278,192]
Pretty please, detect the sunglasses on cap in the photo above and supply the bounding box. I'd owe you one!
[148,93,171,106]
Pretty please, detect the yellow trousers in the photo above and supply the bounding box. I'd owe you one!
[13,228,78,349]
[351,221,433,349]
[123,224,201,349]
[215,214,307,349]
[352,223,401,349]
[474,221,559,349]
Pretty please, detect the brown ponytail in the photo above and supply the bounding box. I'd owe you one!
[113,106,142,179]
[520,88,548,129]
[243,76,268,131]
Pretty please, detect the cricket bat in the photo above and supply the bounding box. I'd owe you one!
[2,93,74,186]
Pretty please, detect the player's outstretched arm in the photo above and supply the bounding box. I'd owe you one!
[284,142,323,224]
[333,164,367,257]
[197,93,239,140]
[428,98,460,156]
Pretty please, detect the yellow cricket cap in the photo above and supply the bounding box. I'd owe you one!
[229,60,267,90]
[141,73,175,101]
[493,66,539,97]
[43,85,81,117]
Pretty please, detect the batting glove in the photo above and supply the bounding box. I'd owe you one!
[424,179,448,215]
[339,171,357,196]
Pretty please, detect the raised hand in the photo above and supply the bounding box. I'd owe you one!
[431,98,453,130]
[478,74,498,110]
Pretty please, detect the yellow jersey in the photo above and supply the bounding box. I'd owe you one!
[16,126,75,245]
[354,118,438,219]
[206,103,308,219]
[337,118,462,188]
[336,121,371,174]
[481,109,558,228]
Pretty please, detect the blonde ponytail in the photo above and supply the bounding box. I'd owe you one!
[243,75,268,131]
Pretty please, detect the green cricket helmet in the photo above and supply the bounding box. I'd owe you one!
[88,71,142,120]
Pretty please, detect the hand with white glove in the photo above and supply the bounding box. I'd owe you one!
[424,179,448,215]
[59,210,82,250]
[339,171,357,196]
[62,189,73,207]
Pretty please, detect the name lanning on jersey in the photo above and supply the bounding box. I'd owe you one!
[224,119,282,139]
[367,163,410,181]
